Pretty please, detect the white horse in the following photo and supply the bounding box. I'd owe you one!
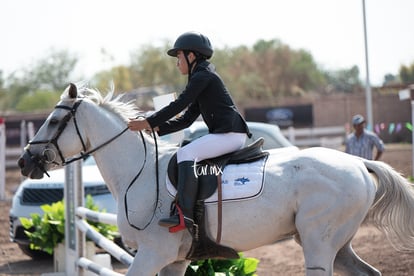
[18,83,414,276]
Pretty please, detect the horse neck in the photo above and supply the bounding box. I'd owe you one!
[81,105,156,202]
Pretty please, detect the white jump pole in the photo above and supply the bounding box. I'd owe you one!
[76,257,123,276]
[75,207,117,226]
[76,219,133,266]
[65,160,85,275]
[0,117,5,200]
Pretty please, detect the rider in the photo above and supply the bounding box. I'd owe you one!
[128,31,251,234]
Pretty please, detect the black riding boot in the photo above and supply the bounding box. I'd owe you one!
[159,161,198,232]
[186,202,239,261]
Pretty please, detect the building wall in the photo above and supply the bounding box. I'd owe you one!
[243,93,412,143]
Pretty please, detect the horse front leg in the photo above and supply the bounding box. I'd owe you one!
[125,233,190,276]
[126,245,178,276]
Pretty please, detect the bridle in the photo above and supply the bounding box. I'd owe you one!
[27,99,129,170]
[27,97,159,230]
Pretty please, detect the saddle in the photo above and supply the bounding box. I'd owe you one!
[167,138,269,260]
[167,137,269,200]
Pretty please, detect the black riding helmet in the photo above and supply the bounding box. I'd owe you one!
[167,32,213,59]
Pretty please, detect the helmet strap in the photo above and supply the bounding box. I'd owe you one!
[184,50,198,81]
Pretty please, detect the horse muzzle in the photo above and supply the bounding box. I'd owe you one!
[18,151,48,179]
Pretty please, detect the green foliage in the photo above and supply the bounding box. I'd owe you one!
[1,49,77,111]
[20,195,117,255]
[24,49,78,92]
[20,201,65,255]
[185,253,259,276]
[84,195,118,240]
[399,62,414,84]
[212,39,327,105]
[129,43,183,90]
[93,65,134,94]
[1,77,32,110]
[382,73,399,86]
[323,65,362,93]
[15,90,61,112]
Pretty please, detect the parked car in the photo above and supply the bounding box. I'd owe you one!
[181,121,294,149]
[9,158,117,257]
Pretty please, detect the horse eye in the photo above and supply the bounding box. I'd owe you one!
[49,118,59,125]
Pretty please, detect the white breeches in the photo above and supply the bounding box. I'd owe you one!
[177,132,246,163]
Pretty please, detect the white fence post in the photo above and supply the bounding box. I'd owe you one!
[287,126,295,145]
[64,160,130,276]
[27,121,35,140]
[0,118,5,200]
[20,120,26,150]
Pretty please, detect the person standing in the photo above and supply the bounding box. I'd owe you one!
[345,114,385,160]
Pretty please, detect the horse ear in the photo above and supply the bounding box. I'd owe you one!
[68,83,78,98]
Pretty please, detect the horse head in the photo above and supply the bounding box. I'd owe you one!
[18,83,89,179]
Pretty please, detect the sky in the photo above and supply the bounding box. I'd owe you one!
[2,0,414,86]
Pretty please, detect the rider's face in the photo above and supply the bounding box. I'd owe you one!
[176,51,195,75]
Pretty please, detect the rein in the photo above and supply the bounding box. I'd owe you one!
[124,129,160,231]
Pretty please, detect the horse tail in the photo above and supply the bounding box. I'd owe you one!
[363,159,414,250]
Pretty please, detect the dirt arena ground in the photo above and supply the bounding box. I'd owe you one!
[1,144,413,275]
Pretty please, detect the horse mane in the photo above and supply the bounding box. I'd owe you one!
[61,82,141,122]
[61,82,175,148]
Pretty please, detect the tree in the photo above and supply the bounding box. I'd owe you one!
[23,49,78,92]
[1,49,78,111]
[93,65,134,94]
[323,65,362,93]
[15,90,61,112]
[129,43,184,90]
[382,73,399,86]
[399,62,414,84]
[213,39,327,105]
[2,75,32,110]
[0,70,6,110]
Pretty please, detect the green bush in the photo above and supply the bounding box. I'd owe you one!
[20,195,117,255]
[20,201,65,254]
[185,253,259,276]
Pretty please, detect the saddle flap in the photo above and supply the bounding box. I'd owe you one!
[167,138,269,200]
[167,154,218,200]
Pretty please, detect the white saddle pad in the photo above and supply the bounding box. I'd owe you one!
[166,156,268,204]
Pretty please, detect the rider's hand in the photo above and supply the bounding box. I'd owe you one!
[128,118,151,132]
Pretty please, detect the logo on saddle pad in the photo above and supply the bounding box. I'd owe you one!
[193,161,223,177]
[167,157,268,203]
[234,177,250,185]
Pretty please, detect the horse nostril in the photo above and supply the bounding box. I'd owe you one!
[17,158,25,169]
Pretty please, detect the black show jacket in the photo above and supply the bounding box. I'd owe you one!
[146,60,250,137]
